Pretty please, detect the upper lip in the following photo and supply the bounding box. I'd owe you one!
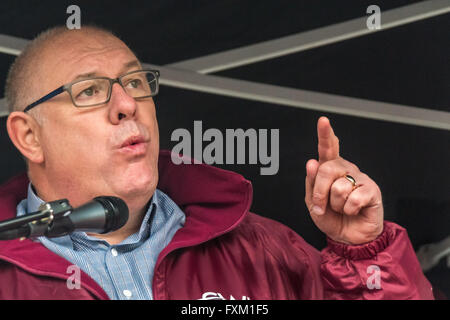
[119,135,148,148]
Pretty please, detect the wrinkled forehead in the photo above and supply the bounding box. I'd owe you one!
[36,31,140,91]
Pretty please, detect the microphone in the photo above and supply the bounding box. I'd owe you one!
[0,196,129,240]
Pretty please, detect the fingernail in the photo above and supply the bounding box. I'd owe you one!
[311,205,324,215]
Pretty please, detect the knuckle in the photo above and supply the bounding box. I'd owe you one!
[341,158,359,172]
[331,181,347,197]
[318,162,335,176]
[330,198,343,211]
[347,195,361,208]
[369,179,381,193]
[360,173,370,180]
[374,184,382,196]
[351,162,360,171]
[363,176,381,194]
[312,192,326,203]
[348,163,360,173]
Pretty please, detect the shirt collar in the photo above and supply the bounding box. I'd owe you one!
[26,183,44,214]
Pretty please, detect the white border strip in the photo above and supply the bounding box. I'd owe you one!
[168,0,450,73]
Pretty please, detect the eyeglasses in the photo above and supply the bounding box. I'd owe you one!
[23,69,160,113]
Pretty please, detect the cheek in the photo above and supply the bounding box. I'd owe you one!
[42,121,109,173]
[139,102,160,155]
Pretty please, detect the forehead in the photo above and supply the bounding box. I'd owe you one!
[38,31,139,88]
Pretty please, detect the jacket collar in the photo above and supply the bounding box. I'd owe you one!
[157,150,253,245]
[0,150,253,297]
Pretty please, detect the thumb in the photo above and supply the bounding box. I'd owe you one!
[305,159,319,209]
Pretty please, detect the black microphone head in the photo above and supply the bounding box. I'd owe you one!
[94,196,129,233]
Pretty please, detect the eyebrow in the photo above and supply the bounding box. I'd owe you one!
[72,60,142,81]
[121,60,141,73]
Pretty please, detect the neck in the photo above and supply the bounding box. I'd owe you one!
[29,169,153,245]
[87,204,149,245]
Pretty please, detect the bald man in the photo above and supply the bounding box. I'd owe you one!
[0,26,434,300]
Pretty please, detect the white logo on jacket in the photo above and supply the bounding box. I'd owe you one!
[198,292,251,300]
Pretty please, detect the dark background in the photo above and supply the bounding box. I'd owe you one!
[0,0,449,297]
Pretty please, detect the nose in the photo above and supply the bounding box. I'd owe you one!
[108,82,138,124]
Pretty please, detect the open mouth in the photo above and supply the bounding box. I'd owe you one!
[119,135,149,155]
[120,136,146,148]
[126,141,140,147]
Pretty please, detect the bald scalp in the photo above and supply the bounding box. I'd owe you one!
[4,25,120,119]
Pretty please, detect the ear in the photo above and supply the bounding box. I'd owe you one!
[6,111,44,164]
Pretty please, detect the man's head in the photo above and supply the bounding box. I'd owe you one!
[5,26,160,218]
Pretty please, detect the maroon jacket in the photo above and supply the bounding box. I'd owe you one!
[0,150,434,300]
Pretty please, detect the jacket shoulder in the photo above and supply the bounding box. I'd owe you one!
[0,260,96,300]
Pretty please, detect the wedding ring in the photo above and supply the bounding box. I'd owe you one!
[343,174,357,190]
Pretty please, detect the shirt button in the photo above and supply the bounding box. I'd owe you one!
[111,248,118,257]
[123,290,132,298]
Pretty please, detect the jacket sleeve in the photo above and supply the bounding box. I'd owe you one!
[319,221,434,299]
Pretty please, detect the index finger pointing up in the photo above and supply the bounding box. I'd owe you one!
[317,116,340,164]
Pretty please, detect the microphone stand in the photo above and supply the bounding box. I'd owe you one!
[0,199,72,240]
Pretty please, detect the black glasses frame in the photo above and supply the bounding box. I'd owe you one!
[23,69,160,113]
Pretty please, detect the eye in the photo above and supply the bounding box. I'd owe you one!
[82,87,95,96]
[127,79,142,89]
[74,85,100,101]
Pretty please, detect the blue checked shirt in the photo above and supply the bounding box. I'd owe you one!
[16,184,185,300]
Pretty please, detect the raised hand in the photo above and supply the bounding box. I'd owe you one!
[304,117,384,245]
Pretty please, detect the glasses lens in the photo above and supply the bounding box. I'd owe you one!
[71,78,110,107]
[121,71,158,98]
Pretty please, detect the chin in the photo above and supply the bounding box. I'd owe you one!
[104,149,159,202]
[117,167,158,200]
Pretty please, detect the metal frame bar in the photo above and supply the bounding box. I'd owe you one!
[168,0,450,73]
[147,64,450,131]
[0,34,28,56]
[0,99,7,118]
